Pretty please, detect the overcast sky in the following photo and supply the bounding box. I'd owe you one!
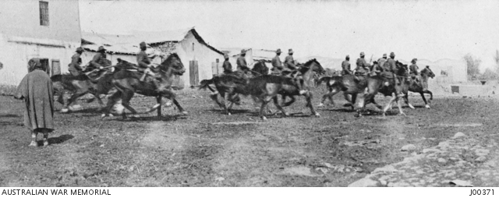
[80,0,499,70]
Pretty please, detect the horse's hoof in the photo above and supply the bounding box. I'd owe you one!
[408,104,415,109]
[101,114,106,118]
[43,141,49,147]
[28,141,37,147]
[283,113,290,117]
[61,108,69,113]
[425,104,430,109]
[318,103,324,107]
[227,112,232,116]
[314,113,320,117]
[261,116,268,121]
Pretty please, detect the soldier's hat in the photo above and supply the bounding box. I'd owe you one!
[288,49,294,54]
[76,47,84,53]
[139,42,147,48]
[98,46,106,52]
[390,52,395,57]
[411,58,417,63]
[382,53,387,58]
[360,52,365,56]
[224,53,229,59]
[346,55,350,59]
[241,49,246,54]
[276,49,281,53]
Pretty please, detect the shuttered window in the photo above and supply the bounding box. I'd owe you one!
[39,1,49,26]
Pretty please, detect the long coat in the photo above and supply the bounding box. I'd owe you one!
[16,69,55,130]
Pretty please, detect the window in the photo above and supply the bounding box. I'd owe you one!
[39,1,49,26]
[192,43,195,52]
[51,60,61,76]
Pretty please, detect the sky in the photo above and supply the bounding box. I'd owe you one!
[80,0,499,71]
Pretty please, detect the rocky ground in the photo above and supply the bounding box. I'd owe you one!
[0,88,498,187]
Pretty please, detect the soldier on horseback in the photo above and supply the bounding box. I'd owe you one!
[409,58,420,83]
[355,52,371,76]
[271,48,283,75]
[222,53,233,75]
[383,52,400,85]
[86,46,111,81]
[284,49,297,71]
[371,53,387,76]
[68,47,84,76]
[341,55,352,76]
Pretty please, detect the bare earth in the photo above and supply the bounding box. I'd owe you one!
[0,89,498,187]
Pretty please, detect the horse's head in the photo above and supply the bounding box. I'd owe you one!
[159,53,185,76]
[306,59,326,76]
[395,61,408,76]
[115,58,136,71]
[251,60,269,76]
[422,66,435,78]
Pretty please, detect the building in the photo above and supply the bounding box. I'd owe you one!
[0,0,81,85]
[220,48,254,74]
[81,27,224,87]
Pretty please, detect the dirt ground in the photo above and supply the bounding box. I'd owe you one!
[0,88,498,187]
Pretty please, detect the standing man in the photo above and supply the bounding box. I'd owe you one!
[284,49,297,70]
[341,55,352,76]
[409,58,420,82]
[222,53,233,75]
[15,58,55,147]
[355,52,371,76]
[271,48,283,75]
[68,47,84,76]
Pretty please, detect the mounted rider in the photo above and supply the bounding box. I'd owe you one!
[271,48,284,75]
[137,41,166,110]
[409,58,420,82]
[236,49,251,78]
[68,47,84,76]
[222,53,233,75]
[355,52,371,76]
[341,55,352,76]
[382,52,401,86]
[86,46,111,81]
[371,53,387,76]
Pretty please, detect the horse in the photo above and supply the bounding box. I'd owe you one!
[199,74,252,115]
[102,53,186,118]
[251,60,269,76]
[357,61,410,117]
[280,58,325,107]
[51,61,118,113]
[406,66,435,108]
[247,75,319,120]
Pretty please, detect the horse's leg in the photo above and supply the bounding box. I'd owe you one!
[404,92,415,109]
[420,92,429,108]
[223,92,232,115]
[102,91,121,118]
[156,96,162,117]
[260,95,272,120]
[273,96,288,117]
[350,93,357,110]
[395,94,406,116]
[382,93,398,117]
[283,95,296,107]
[120,90,138,118]
[343,92,353,107]
[305,92,320,117]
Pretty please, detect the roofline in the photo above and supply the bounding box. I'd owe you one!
[189,29,224,55]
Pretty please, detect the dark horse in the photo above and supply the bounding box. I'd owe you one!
[406,66,435,108]
[357,61,410,117]
[280,58,325,107]
[251,60,269,76]
[102,53,186,118]
[247,75,319,120]
[51,60,117,112]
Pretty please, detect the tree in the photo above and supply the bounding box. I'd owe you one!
[464,53,481,80]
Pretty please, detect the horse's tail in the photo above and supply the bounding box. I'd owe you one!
[199,78,216,92]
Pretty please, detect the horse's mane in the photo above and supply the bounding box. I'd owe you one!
[299,58,324,74]
[158,53,181,69]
